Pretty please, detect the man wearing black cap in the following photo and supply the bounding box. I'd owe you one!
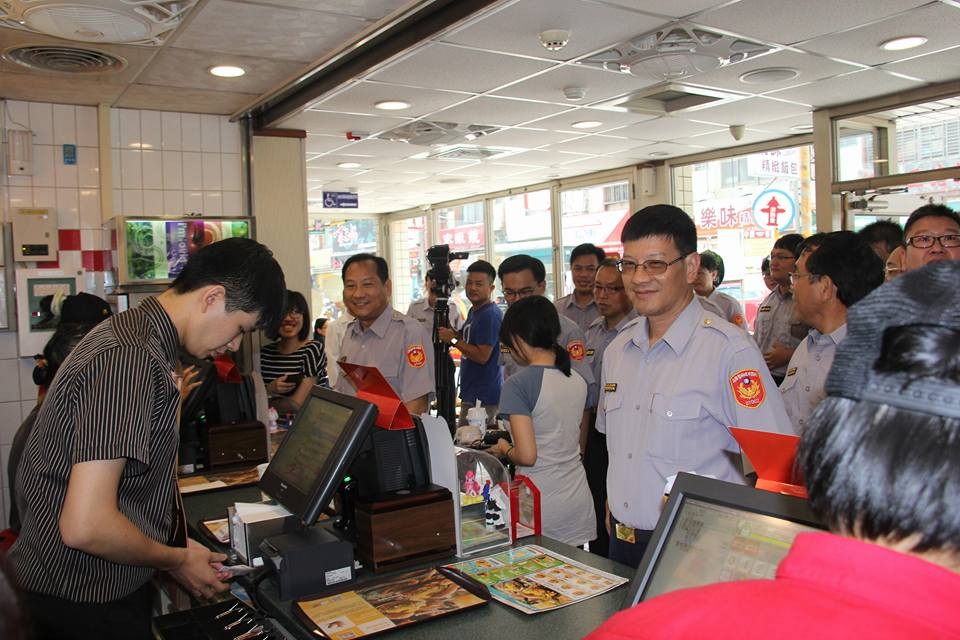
[588,260,960,639]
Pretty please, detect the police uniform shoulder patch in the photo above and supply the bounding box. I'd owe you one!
[604,382,617,393]
[730,369,765,409]
[406,344,426,368]
[567,340,585,361]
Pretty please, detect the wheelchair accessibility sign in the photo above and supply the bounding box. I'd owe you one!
[323,191,358,208]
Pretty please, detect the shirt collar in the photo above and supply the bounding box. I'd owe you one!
[139,296,180,367]
[608,309,639,333]
[353,305,393,338]
[807,322,847,346]
[630,296,700,355]
[563,295,596,311]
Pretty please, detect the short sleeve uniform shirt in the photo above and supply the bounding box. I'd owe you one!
[554,294,601,334]
[753,288,808,378]
[780,324,846,432]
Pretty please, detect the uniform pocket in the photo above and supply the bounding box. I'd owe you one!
[647,393,703,462]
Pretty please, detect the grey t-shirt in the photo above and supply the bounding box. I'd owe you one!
[499,365,595,546]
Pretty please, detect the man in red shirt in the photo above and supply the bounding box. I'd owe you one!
[587,260,960,640]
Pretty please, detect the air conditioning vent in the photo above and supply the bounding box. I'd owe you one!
[3,45,127,74]
[599,82,742,115]
[377,121,501,147]
[429,146,516,161]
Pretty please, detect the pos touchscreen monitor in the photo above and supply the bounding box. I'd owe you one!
[622,473,825,608]
[259,387,378,526]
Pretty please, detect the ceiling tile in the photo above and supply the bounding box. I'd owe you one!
[688,50,863,95]
[882,46,960,83]
[138,47,307,94]
[240,0,413,20]
[479,127,581,148]
[311,81,473,117]
[492,64,661,104]
[428,96,571,127]
[686,96,811,126]
[625,141,708,160]
[556,156,634,173]
[606,116,723,141]
[336,137,426,159]
[766,69,924,108]
[598,0,729,19]
[367,43,555,93]
[306,134,350,154]
[442,0,668,61]
[522,106,659,133]
[116,85,258,114]
[749,113,816,135]
[0,70,125,105]
[281,110,410,136]
[171,0,369,62]
[797,3,960,66]
[548,134,635,155]
[441,162,543,179]
[674,127,788,148]
[695,0,931,45]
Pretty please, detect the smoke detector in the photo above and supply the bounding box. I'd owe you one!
[580,22,772,82]
[0,0,198,46]
[539,29,571,52]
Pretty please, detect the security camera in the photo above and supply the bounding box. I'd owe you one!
[729,124,745,141]
[539,29,571,51]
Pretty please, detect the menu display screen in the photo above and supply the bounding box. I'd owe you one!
[124,219,250,282]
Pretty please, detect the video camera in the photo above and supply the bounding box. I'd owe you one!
[426,244,469,298]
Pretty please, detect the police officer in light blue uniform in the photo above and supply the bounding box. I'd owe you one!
[598,205,791,568]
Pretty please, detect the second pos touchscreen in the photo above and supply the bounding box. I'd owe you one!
[259,387,378,526]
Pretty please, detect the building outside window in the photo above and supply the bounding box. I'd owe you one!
[308,217,379,321]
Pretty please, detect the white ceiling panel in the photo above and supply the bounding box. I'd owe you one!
[522,106,659,133]
[689,50,863,95]
[767,69,924,107]
[311,81,473,117]
[749,113,816,135]
[882,46,960,83]
[687,96,811,126]
[797,3,960,66]
[625,141,708,160]
[245,0,415,20]
[504,149,594,166]
[306,134,350,154]
[597,0,731,20]
[479,127,581,148]
[309,153,400,169]
[441,162,544,178]
[388,157,481,173]
[171,0,370,62]
[442,0,667,61]
[674,127,788,147]
[137,47,307,94]
[367,43,555,93]
[606,116,724,141]
[282,110,410,136]
[335,137,426,159]
[492,63,661,104]
[548,134,635,155]
[556,156,634,173]
[695,0,931,45]
[428,96,571,126]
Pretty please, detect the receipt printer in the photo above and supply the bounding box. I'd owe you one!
[260,527,355,600]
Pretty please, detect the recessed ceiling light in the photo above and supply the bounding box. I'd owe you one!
[790,124,814,133]
[880,36,927,51]
[374,100,411,111]
[648,151,670,157]
[738,67,799,84]
[571,120,603,129]
[208,65,245,78]
[337,162,362,169]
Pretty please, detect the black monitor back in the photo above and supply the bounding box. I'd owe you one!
[349,417,431,498]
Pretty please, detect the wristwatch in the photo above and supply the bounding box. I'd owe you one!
[450,337,460,347]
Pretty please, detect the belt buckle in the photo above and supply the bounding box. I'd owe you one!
[615,522,636,544]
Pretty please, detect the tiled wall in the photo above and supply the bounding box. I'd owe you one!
[0,100,244,529]
[110,109,243,217]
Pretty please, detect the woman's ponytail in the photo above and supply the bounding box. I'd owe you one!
[554,343,571,377]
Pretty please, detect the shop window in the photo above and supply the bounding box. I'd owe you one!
[308,218,379,321]
[559,179,631,296]
[491,190,554,300]
[388,216,427,313]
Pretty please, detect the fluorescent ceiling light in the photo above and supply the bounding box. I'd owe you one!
[209,65,246,77]
[879,36,927,51]
[571,120,602,129]
[374,100,411,110]
[337,162,362,169]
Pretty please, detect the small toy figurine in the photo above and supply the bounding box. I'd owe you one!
[482,479,491,503]
[485,498,506,531]
[463,470,481,496]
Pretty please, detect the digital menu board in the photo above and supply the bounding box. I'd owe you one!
[123,219,250,282]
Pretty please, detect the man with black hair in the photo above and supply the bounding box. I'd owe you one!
[11,238,285,640]
[335,253,435,415]
[780,231,883,432]
[902,203,960,271]
[555,243,607,333]
[405,269,464,332]
[438,260,503,425]
[754,233,809,385]
[588,260,960,640]
[857,219,903,261]
[597,205,789,567]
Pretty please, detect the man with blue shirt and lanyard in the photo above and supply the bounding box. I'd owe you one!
[598,205,791,567]
[438,260,503,425]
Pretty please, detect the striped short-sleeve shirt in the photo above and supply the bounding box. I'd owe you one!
[9,296,181,602]
[260,340,329,389]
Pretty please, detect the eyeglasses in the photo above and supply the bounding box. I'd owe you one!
[502,287,537,299]
[905,234,960,249]
[788,270,819,283]
[617,253,689,276]
[593,284,624,295]
[769,252,796,262]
